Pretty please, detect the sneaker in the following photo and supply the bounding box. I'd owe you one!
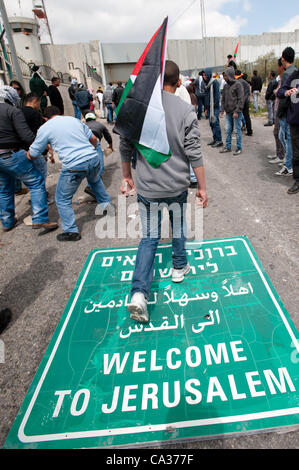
[172,263,191,283]
[32,221,58,231]
[220,148,231,153]
[287,183,299,195]
[269,157,284,164]
[264,122,273,127]
[275,166,293,176]
[128,293,149,323]
[233,149,242,156]
[267,155,276,159]
[207,141,216,146]
[57,232,81,242]
[211,142,223,148]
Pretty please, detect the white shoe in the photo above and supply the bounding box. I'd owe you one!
[172,263,191,283]
[267,155,276,159]
[269,157,284,164]
[275,166,293,176]
[128,292,149,323]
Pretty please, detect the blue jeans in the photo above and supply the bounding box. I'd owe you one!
[267,100,274,124]
[106,103,113,123]
[14,178,22,193]
[253,91,259,113]
[0,150,48,229]
[226,113,242,151]
[72,101,82,120]
[208,107,222,143]
[32,156,47,181]
[97,143,104,177]
[55,156,111,233]
[196,95,204,118]
[131,191,188,300]
[279,117,293,171]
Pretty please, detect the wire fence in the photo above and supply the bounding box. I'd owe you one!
[6,53,87,85]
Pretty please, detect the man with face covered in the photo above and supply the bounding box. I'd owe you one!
[202,68,223,148]
[220,67,244,156]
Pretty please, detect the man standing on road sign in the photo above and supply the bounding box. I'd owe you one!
[119,60,208,324]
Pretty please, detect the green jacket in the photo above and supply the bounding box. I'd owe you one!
[29,73,48,109]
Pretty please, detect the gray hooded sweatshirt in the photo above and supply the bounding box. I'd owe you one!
[221,67,244,115]
[120,90,203,199]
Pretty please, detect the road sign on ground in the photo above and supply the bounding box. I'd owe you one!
[4,237,299,449]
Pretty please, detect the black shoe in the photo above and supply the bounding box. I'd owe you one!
[57,232,82,242]
[84,186,97,200]
[2,217,18,232]
[287,183,299,195]
[264,122,273,127]
[207,141,216,146]
[0,308,12,334]
[189,182,197,188]
[246,132,253,136]
[211,142,223,148]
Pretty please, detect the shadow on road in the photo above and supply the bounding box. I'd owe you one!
[0,248,64,326]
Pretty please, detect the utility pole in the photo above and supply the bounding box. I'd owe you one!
[200,0,207,68]
[0,0,24,86]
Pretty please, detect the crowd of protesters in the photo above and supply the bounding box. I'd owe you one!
[185,46,298,194]
[0,65,114,243]
[0,45,298,246]
[0,46,298,332]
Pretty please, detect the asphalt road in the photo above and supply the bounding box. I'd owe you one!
[0,114,298,449]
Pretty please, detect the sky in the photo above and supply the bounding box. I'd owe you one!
[4,0,299,44]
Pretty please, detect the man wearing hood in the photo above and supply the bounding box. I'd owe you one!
[29,65,48,113]
[68,79,81,120]
[0,86,57,233]
[74,84,94,118]
[203,68,223,148]
[220,67,244,155]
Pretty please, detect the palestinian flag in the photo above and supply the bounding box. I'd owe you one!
[114,17,171,169]
[234,42,239,59]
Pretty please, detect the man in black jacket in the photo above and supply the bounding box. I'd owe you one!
[236,70,253,136]
[264,71,277,126]
[112,82,124,110]
[48,77,64,115]
[74,84,94,118]
[251,70,263,113]
[0,85,57,232]
[278,69,299,194]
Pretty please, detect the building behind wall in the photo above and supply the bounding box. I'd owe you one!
[3,15,299,89]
